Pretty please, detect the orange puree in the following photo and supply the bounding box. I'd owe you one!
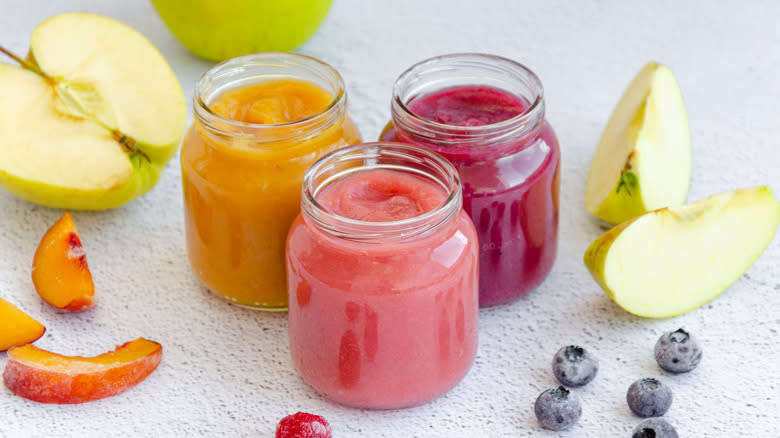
[209,80,334,125]
[181,78,361,309]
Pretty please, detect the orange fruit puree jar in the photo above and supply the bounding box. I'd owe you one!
[181,53,361,310]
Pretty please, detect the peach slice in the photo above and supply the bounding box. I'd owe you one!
[0,297,45,351]
[32,212,95,311]
[3,338,162,404]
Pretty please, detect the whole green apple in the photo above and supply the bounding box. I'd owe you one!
[150,0,334,61]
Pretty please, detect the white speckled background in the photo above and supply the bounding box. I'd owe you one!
[1,0,779,436]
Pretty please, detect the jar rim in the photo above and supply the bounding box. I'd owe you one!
[193,52,347,142]
[391,53,545,144]
[301,142,463,241]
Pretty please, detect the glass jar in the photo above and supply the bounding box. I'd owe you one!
[381,53,560,307]
[286,142,479,409]
[181,53,361,310]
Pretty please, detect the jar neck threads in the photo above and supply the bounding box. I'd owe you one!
[301,142,462,241]
[391,53,545,156]
[193,52,347,145]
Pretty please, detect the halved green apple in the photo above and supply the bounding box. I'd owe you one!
[585,62,691,224]
[584,186,780,318]
[0,13,186,209]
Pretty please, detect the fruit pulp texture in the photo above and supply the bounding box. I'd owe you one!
[181,79,361,309]
[287,169,479,408]
[32,212,95,311]
[318,169,445,221]
[0,298,45,351]
[382,85,560,307]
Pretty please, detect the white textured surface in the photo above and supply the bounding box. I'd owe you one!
[1,0,779,436]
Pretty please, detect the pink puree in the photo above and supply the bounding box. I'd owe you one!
[317,169,444,221]
[286,169,478,409]
[386,86,560,307]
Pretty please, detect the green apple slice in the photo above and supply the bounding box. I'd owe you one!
[585,62,691,224]
[584,186,780,318]
[0,13,186,209]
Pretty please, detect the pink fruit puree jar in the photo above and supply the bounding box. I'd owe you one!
[286,143,479,409]
[381,54,561,307]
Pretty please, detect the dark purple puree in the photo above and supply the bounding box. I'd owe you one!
[384,85,560,306]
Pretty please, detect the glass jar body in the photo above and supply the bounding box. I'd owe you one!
[382,53,560,307]
[286,143,479,409]
[181,53,361,310]
[382,121,559,307]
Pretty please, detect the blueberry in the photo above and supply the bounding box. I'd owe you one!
[654,328,702,373]
[626,377,673,417]
[631,418,679,438]
[552,345,599,387]
[534,386,582,430]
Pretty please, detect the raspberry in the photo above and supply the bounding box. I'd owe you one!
[276,412,332,438]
